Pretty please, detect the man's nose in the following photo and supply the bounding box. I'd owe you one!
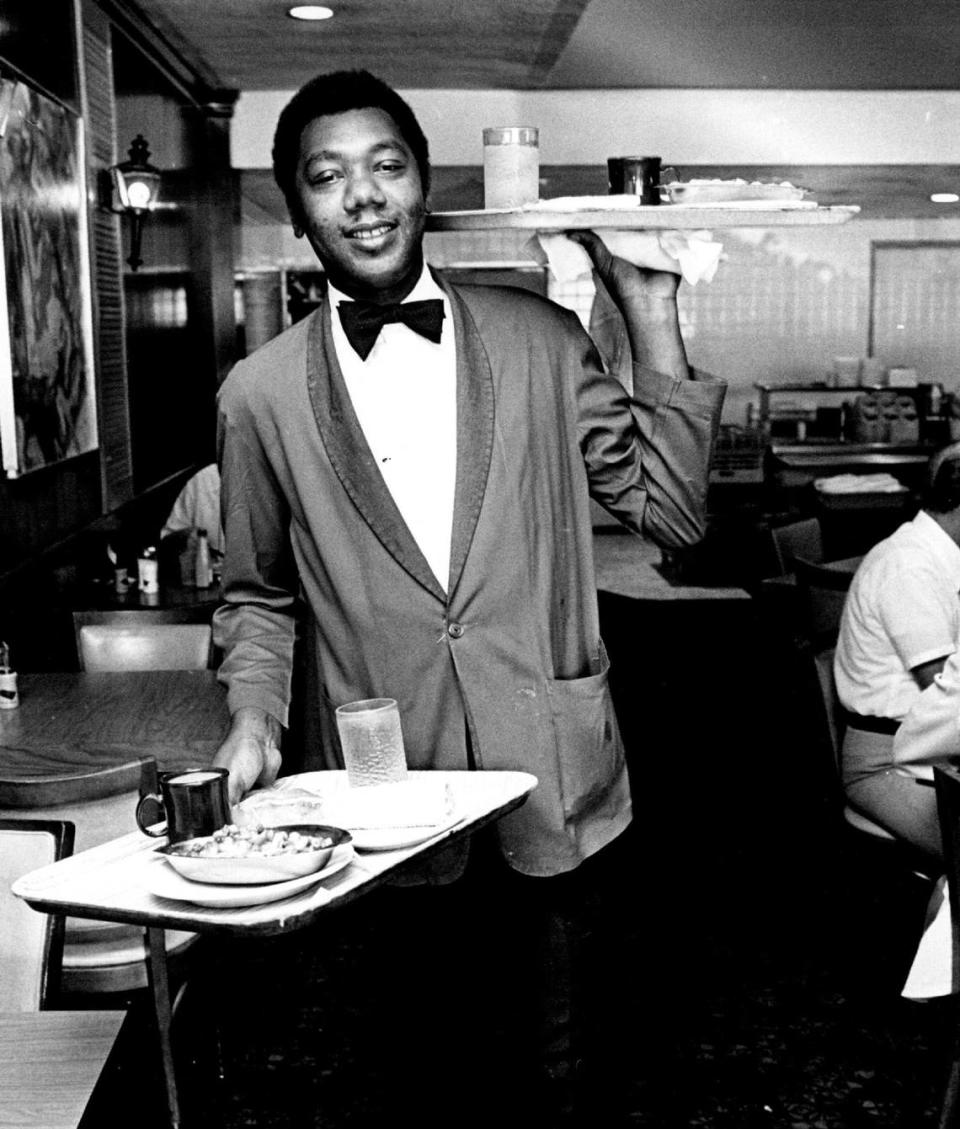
[344,169,385,210]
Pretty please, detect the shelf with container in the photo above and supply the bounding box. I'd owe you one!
[753,382,948,449]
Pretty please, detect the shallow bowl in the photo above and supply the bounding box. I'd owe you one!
[160,823,352,885]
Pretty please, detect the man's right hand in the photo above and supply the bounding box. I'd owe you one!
[213,706,284,805]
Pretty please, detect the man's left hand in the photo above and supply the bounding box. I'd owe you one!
[567,229,681,304]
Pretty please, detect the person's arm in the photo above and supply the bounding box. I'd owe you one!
[568,229,694,382]
[213,707,284,805]
[213,380,300,801]
[566,230,726,548]
[913,656,950,691]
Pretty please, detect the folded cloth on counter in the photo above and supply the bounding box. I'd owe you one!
[525,229,723,285]
[902,875,954,999]
[813,473,908,494]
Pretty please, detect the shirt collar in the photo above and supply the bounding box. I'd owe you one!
[326,262,443,310]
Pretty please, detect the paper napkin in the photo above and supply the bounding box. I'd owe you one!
[526,229,723,285]
[902,875,954,999]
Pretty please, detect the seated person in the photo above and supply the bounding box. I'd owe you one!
[161,463,223,554]
[834,441,960,860]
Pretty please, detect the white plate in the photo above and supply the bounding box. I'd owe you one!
[349,811,466,851]
[146,844,354,907]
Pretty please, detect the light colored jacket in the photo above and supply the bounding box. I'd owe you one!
[214,277,725,875]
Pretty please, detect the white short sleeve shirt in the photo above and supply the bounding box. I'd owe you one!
[835,510,960,719]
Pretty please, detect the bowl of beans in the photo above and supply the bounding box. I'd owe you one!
[159,823,352,884]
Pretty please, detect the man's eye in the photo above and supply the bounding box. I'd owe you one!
[308,170,340,187]
[377,161,406,175]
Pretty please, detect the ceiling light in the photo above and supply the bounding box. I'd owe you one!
[930,192,960,204]
[288,5,334,19]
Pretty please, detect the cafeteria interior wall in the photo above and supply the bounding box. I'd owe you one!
[237,206,960,427]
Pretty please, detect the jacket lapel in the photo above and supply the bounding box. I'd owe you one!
[306,299,445,601]
[305,281,495,605]
[440,281,495,599]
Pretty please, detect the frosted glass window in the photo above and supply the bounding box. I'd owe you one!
[871,243,960,387]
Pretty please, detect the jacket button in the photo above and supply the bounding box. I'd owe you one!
[447,622,464,638]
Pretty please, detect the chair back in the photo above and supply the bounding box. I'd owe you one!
[0,757,158,854]
[0,758,159,947]
[794,555,854,648]
[73,609,214,671]
[0,819,74,1010]
[811,645,844,769]
[771,517,824,574]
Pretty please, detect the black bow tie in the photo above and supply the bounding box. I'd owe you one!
[337,298,445,360]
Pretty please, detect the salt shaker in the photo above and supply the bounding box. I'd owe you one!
[0,640,19,710]
[483,127,539,209]
[194,528,213,589]
[138,545,159,594]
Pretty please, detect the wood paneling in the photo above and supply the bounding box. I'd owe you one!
[136,0,960,93]
[82,3,133,511]
[134,0,592,91]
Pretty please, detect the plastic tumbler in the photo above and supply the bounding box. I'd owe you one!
[335,698,408,787]
[483,127,540,209]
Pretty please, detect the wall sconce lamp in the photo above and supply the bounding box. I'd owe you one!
[104,134,162,271]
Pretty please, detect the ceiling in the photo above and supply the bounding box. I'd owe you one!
[128,0,960,222]
[133,0,960,94]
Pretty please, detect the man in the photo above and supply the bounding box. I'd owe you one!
[212,70,724,1124]
[835,441,960,859]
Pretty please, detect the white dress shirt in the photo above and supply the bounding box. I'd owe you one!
[327,267,457,591]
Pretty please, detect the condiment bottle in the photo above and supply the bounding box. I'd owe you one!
[138,545,159,594]
[0,640,19,710]
[194,528,213,589]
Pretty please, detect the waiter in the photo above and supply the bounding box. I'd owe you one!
[212,68,725,1126]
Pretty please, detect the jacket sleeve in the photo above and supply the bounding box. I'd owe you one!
[212,378,301,726]
[573,308,726,549]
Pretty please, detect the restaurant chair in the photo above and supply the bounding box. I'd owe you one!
[0,757,198,999]
[810,646,900,844]
[0,818,74,1010]
[73,608,214,671]
[793,555,853,649]
[771,516,825,574]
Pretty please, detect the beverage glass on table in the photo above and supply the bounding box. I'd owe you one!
[136,767,231,843]
[335,698,408,787]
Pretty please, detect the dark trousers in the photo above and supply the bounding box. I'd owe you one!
[359,824,667,1129]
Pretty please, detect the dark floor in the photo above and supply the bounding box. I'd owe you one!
[80,595,960,1128]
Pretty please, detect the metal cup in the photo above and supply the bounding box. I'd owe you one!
[607,156,661,205]
[136,767,231,843]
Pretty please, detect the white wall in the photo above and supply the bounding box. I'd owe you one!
[232,89,960,169]
[233,88,960,425]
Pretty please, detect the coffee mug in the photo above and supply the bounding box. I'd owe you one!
[607,155,661,205]
[136,767,231,843]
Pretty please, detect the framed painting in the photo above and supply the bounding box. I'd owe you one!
[0,77,97,478]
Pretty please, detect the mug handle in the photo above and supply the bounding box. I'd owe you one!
[136,791,167,837]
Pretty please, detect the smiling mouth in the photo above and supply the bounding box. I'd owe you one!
[346,222,396,242]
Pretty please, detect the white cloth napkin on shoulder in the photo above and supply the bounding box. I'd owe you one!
[525,229,723,285]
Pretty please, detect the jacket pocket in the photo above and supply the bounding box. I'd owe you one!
[545,643,624,819]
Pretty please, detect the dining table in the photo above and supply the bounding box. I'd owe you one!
[0,671,231,783]
[0,1009,125,1128]
[12,769,537,1129]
